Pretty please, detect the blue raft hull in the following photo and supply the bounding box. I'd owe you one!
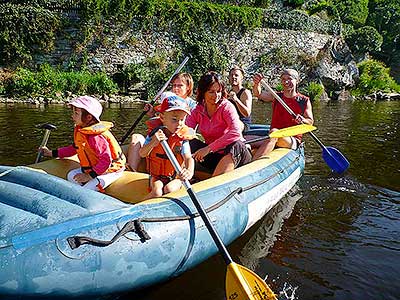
[0,142,304,297]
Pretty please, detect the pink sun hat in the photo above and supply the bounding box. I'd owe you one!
[69,96,102,122]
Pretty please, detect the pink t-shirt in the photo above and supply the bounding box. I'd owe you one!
[186,99,244,152]
[57,134,112,175]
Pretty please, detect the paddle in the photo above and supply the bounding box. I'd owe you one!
[160,140,277,300]
[245,124,317,145]
[260,79,350,174]
[35,123,57,163]
[119,56,190,145]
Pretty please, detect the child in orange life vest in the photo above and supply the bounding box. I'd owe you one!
[139,93,195,199]
[40,96,126,192]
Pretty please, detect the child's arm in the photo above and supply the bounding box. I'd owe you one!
[139,129,166,158]
[40,145,76,158]
[179,153,194,181]
[178,140,194,181]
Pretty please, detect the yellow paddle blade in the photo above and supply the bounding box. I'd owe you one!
[226,262,277,300]
[269,124,317,138]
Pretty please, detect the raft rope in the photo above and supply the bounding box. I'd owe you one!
[67,154,300,250]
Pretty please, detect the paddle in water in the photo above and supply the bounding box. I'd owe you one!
[119,56,190,145]
[260,79,350,174]
[161,140,277,300]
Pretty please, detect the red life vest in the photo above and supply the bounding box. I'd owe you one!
[74,121,126,174]
[145,118,194,178]
[270,92,309,140]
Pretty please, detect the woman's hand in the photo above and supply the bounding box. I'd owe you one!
[294,114,305,124]
[192,146,211,162]
[253,73,264,85]
[228,91,238,103]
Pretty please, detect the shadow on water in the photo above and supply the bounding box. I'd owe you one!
[113,186,304,300]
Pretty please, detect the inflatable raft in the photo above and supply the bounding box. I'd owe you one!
[0,133,304,297]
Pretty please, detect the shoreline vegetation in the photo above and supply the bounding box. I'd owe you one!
[0,0,399,101]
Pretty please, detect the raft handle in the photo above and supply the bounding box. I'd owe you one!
[67,219,151,250]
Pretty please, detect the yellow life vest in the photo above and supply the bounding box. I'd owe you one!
[74,121,126,175]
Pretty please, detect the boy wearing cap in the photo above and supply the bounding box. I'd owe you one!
[252,69,314,160]
[40,96,126,192]
[139,93,195,199]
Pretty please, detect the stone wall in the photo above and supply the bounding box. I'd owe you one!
[38,25,358,96]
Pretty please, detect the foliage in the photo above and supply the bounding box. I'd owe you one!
[345,26,383,53]
[6,64,118,98]
[120,54,186,99]
[333,0,369,27]
[366,0,400,55]
[305,81,325,101]
[263,7,340,35]
[0,3,62,66]
[307,0,339,19]
[182,30,229,82]
[353,59,400,95]
[286,0,305,8]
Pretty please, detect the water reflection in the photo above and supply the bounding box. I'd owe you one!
[0,100,399,300]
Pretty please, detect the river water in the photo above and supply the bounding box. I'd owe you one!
[0,99,399,300]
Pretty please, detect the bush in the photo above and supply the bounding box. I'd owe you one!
[366,0,400,57]
[0,3,61,66]
[333,0,369,27]
[7,64,118,98]
[305,82,324,101]
[345,26,383,53]
[353,59,400,95]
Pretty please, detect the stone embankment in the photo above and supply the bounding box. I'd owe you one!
[4,26,361,103]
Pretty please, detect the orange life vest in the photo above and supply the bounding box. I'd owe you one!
[145,118,195,178]
[74,121,126,174]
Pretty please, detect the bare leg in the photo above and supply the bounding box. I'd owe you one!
[163,178,183,194]
[144,179,164,199]
[213,153,235,176]
[127,134,145,171]
[252,137,277,161]
[252,128,295,161]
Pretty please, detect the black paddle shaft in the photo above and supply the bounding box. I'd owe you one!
[160,141,234,266]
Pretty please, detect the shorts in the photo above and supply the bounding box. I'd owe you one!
[190,139,252,172]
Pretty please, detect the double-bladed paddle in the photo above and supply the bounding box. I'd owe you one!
[161,140,277,300]
[260,79,350,174]
[119,56,190,145]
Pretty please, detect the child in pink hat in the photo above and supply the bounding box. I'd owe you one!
[139,93,195,199]
[40,96,126,192]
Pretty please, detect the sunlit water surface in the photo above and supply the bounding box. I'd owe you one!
[0,99,399,300]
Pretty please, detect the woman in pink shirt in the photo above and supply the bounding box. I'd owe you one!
[186,71,252,176]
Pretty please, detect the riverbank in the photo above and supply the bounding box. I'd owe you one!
[0,93,146,104]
